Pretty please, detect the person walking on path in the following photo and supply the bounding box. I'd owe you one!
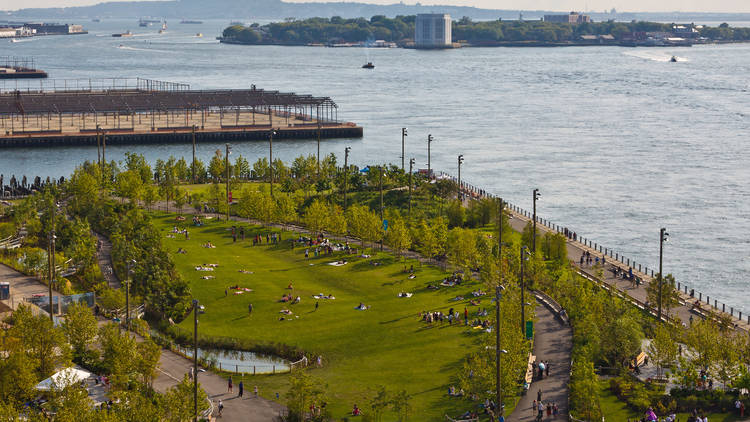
[537,389,542,402]
[537,401,544,421]
[248,303,253,315]
[532,400,537,418]
[238,380,244,398]
[315,301,319,311]
[217,399,224,417]
[227,376,233,393]
[545,361,550,377]
[254,385,259,397]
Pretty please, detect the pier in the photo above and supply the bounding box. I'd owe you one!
[0,57,47,79]
[0,78,362,147]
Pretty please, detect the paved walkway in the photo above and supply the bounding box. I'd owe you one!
[506,211,749,332]
[0,263,61,311]
[508,297,572,422]
[94,232,120,289]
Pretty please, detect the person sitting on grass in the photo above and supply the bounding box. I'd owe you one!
[352,404,361,416]
[203,241,215,248]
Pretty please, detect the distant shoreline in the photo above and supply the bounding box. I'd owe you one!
[218,37,750,48]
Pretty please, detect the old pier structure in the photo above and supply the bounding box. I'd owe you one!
[0,78,362,146]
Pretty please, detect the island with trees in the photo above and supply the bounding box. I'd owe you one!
[219,16,750,47]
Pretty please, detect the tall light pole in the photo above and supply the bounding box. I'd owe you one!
[193,299,199,422]
[658,227,669,321]
[457,155,464,200]
[125,259,136,335]
[343,146,351,210]
[495,284,507,417]
[269,129,276,197]
[225,143,232,221]
[427,134,434,178]
[532,189,540,254]
[520,245,530,337]
[96,125,101,167]
[47,228,55,322]
[192,125,197,184]
[317,120,321,176]
[379,165,384,252]
[401,128,407,171]
[408,158,415,217]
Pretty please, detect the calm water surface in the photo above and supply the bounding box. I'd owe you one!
[3,19,749,313]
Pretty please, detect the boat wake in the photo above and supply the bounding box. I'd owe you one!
[623,50,688,62]
[116,45,175,53]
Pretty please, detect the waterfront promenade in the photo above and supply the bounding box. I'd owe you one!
[504,203,750,332]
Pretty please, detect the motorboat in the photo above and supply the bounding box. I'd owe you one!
[670,56,678,62]
[196,33,203,37]
[362,62,375,69]
[112,31,133,37]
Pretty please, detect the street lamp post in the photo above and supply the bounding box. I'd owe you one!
[520,245,530,337]
[532,189,540,254]
[408,158,415,217]
[495,284,506,417]
[125,259,136,335]
[192,125,197,184]
[47,230,55,323]
[457,155,464,200]
[193,299,199,422]
[96,125,101,167]
[269,130,276,198]
[401,128,407,171]
[343,146,351,210]
[317,120,321,176]
[658,227,669,321]
[427,134,434,178]
[225,143,232,221]
[379,165,384,252]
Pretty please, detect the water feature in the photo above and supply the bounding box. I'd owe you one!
[2,19,749,313]
[177,346,290,374]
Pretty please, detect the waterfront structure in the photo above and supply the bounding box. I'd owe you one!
[0,57,47,79]
[24,23,86,35]
[0,78,361,146]
[543,12,591,24]
[415,14,452,48]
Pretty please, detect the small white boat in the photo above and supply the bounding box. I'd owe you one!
[196,33,203,37]
[10,38,18,43]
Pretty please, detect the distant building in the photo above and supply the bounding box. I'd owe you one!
[544,12,591,24]
[415,14,452,48]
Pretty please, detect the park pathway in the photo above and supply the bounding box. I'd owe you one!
[94,232,120,289]
[508,296,572,422]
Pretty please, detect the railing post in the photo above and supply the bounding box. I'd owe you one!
[730,307,733,316]
[273,365,276,374]
[699,292,702,301]
[236,364,238,374]
[723,304,726,312]
[714,299,717,309]
[254,366,256,375]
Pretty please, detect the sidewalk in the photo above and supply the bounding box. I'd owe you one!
[508,297,572,422]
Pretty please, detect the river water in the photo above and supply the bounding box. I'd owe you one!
[3,19,749,313]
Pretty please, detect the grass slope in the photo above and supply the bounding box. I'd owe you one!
[154,213,499,420]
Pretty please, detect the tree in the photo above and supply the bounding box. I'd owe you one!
[99,323,139,390]
[304,199,328,235]
[0,345,37,406]
[142,184,160,211]
[364,386,389,422]
[390,389,411,422]
[569,358,602,421]
[163,375,208,422]
[683,319,720,374]
[326,203,347,235]
[123,152,152,183]
[347,204,379,248]
[286,370,329,422]
[9,304,71,378]
[647,323,678,378]
[208,149,226,181]
[714,331,741,390]
[446,199,465,227]
[234,155,251,179]
[61,302,98,359]
[446,227,478,273]
[646,273,680,317]
[275,192,299,226]
[601,314,643,367]
[253,157,269,180]
[385,215,410,257]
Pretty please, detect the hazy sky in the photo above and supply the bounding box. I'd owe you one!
[2,0,750,13]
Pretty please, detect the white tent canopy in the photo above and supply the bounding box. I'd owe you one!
[35,367,93,391]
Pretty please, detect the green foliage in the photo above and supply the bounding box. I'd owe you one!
[646,273,680,316]
[570,358,602,420]
[286,370,329,422]
[61,302,98,358]
[647,324,678,378]
[9,304,71,378]
[445,199,465,228]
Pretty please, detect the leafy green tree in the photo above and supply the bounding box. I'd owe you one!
[364,386,389,422]
[0,345,37,406]
[646,273,680,317]
[390,389,411,422]
[116,170,143,203]
[208,149,226,181]
[123,152,152,183]
[326,203,347,235]
[715,331,741,390]
[142,184,160,211]
[234,155,251,179]
[446,227,478,273]
[684,319,719,373]
[446,199,465,227]
[61,302,98,359]
[253,157,269,180]
[304,199,328,235]
[163,375,208,422]
[569,358,602,421]
[275,192,299,226]
[286,370,329,422]
[9,304,71,378]
[385,215,410,257]
[647,323,678,378]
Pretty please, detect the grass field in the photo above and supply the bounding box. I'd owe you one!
[153,212,511,420]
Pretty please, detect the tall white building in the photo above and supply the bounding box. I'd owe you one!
[415,14,452,48]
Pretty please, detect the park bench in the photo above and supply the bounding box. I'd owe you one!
[524,354,536,385]
[635,351,648,368]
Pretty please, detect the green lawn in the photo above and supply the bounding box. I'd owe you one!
[154,212,506,420]
[598,379,739,422]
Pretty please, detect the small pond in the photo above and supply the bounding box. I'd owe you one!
[177,346,291,374]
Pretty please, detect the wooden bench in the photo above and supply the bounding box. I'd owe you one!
[525,354,536,385]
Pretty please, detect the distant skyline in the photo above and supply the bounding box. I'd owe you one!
[2,0,750,13]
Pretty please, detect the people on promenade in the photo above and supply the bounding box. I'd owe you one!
[228,376,233,393]
[238,380,244,398]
